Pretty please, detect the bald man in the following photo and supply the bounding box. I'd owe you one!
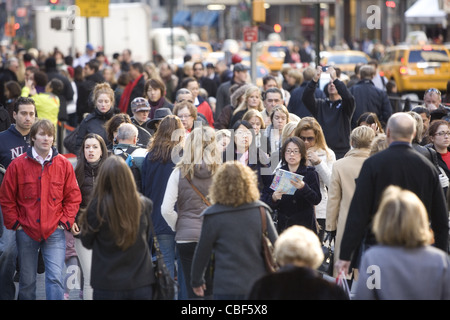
[336,113,449,276]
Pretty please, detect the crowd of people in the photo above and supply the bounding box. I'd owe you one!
[0,41,449,301]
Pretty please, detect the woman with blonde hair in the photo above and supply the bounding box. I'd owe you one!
[281,121,299,146]
[325,126,375,277]
[79,156,154,300]
[141,115,186,299]
[354,185,450,300]
[229,85,264,128]
[294,117,336,241]
[248,226,348,300]
[162,126,221,299]
[191,161,277,300]
[243,108,266,148]
[74,82,116,153]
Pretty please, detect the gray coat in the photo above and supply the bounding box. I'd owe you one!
[355,246,450,300]
[191,200,278,296]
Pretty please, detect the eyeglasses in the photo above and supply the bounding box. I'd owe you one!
[176,99,194,104]
[178,114,192,120]
[435,131,450,137]
[426,88,441,97]
[194,68,203,71]
[300,136,315,142]
[285,149,300,155]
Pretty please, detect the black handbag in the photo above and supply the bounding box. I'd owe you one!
[319,232,335,276]
[147,214,178,300]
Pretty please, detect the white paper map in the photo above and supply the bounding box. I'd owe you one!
[270,169,304,195]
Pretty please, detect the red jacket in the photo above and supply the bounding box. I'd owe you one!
[0,148,81,241]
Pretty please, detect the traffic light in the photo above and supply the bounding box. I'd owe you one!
[274,24,282,33]
[49,0,60,4]
[385,1,396,8]
[253,0,266,24]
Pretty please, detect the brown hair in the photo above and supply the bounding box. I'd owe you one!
[147,115,184,163]
[80,156,142,250]
[143,78,166,100]
[209,161,260,207]
[30,119,55,147]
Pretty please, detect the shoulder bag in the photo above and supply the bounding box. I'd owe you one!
[146,210,178,300]
[186,176,211,206]
[259,207,278,273]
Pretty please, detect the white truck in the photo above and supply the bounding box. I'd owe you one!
[32,2,152,63]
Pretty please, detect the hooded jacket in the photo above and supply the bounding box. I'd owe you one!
[0,147,82,241]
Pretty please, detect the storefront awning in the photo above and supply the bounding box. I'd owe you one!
[191,11,219,27]
[173,10,191,27]
[405,0,447,25]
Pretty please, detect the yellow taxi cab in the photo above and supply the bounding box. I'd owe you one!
[320,50,370,75]
[256,41,290,72]
[378,44,450,93]
[193,41,213,60]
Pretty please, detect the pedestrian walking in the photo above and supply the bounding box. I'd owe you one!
[79,156,154,300]
[0,119,82,300]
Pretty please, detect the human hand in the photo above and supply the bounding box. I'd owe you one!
[335,259,351,276]
[71,222,80,235]
[327,67,337,81]
[307,149,321,166]
[313,66,322,82]
[192,284,206,297]
[272,190,284,201]
[290,176,305,190]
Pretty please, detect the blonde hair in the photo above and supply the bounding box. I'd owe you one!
[281,121,298,146]
[242,109,266,130]
[176,126,222,179]
[351,126,376,149]
[274,225,324,269]
[373,185,434,248]
[209,161,260,207]
[92,82,115,106]
[369,133,388,156]
[294,116,332,161]
[233,85,264,115]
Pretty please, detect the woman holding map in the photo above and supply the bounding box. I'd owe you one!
[262,136,321,234]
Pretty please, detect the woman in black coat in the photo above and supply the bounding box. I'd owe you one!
[262,136,321,234]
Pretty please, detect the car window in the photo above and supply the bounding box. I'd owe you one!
[408,50,450,63]
[268,46,288,58]
[327,55,368,64]
[381,51,396,63]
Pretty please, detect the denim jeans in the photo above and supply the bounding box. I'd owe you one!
[93,284,153,300]
[155,234,188,300]
[0,225,18,300]
[16,228,66,300]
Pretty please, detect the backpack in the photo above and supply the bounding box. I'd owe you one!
[116,147,142,192]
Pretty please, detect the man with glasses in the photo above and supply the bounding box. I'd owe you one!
[193,62,217,99]
[302,66,355,159]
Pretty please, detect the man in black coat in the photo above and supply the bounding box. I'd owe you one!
[287,66,326,119]
[193,61,217,98]
[0,57,19,106]
[349,65,392,129]
[302,66,355,159]
[336,112,449,275]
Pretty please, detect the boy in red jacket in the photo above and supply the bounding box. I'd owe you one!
[0,119,81,300]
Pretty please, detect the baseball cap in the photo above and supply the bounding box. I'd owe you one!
[86,43,94,51]
[131,97,150,113]
[233,63,249,72]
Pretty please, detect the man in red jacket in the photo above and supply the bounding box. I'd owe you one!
[0,119,81,300]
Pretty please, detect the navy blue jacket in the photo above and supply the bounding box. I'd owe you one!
[141,152,176,236]
[0,124,31,168]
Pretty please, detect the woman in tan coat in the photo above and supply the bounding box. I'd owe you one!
[325,126,375,277]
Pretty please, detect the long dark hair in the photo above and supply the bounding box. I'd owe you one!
[75,133,108,186]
